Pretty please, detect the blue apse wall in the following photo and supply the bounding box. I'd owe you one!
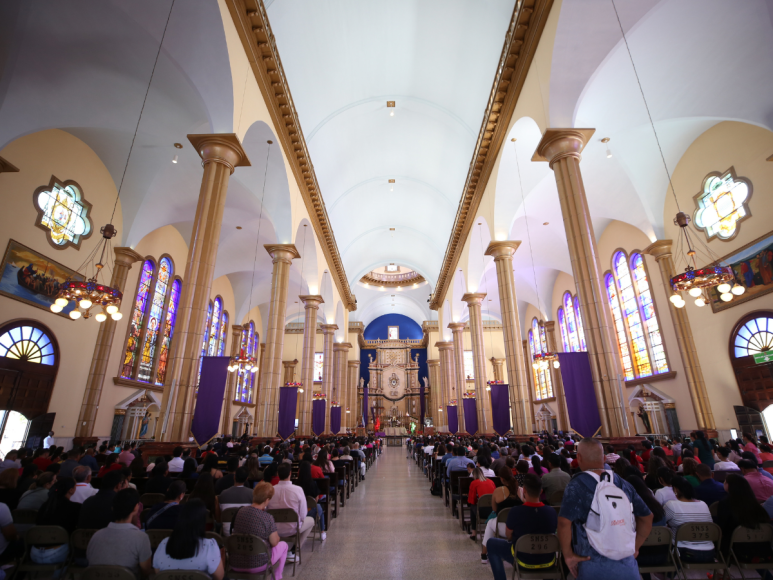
[360,314,428,387]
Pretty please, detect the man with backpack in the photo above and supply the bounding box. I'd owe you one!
[557,438,653,579]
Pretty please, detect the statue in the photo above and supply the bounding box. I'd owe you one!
[139,411,150,438]
[359,377,364,389]
[422,376,429,390]
[368,353,373,364]
[637,406,652,433]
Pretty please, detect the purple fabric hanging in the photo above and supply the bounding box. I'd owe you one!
[463,398,479,435]
[312,399,326,436]
[447,405,458,434]
[558,352,602,438]
[191,356,230,446]
[490,384,511,436]
[277,386,298,440]
[419,381,426,429]
[330,406,341,434]
[362,385,368,428]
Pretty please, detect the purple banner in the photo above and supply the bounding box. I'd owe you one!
[463,398,479,435]
[447,405,458,434]
[490,384,511,436]
[363,385,368,428]
[558,352,602,438]
[277,387,298,440]
[330,406,341,434]
[419,381,426,429]
[191,356,230,446]
[312,399,326,436]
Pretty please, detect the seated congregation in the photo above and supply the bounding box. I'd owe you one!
[413,430,773,580]
[0,435,379,579]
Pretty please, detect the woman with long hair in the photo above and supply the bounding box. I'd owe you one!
[527,455,545,477]
[181,457,198,479]
[664,476,715,564]
[189,472,220,523]
[478,463,524,563]
[681,458,699,487]
[715,474,773,563]
[262,462,279,485]
[514,460,529,486]
[651,447,675,471]
[644,456,667,491]
[466,465,495,541]
[314,448,334,474]
[129,451,146,478]
[200,454,223,480]
[244,457,262,487]
[153,499,224,579]
[613,457,632,479]
[34,477,79,564]
[18,472,56,511]
[97,453,123,478]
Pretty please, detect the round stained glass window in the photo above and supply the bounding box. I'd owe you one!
[0,325,55,365]
[733,316,773,358]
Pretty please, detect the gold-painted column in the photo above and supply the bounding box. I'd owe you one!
[544,321,569,432]
[462,293,490,434]
[298,295,323,436]
[644,240,715,431]
[535,129,628,437]
[156,134,250,441]
[427,359,440,428]
[256,244,300,437]
[332,341,351,434]
[447,325,467,431]
[320,324,337,433]
[221,324,245,435]
[522,340,536,432]
[347,360,359,429]
[76,247,144,438]
[485,241,533,434]
[282,360,298,386]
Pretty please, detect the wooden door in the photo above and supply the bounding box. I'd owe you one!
[731,355,773,412]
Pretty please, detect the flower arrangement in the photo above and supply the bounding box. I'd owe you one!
[533,352,560,370]
[486,380,504,385]
[330,400,341,407]
[462,392,477,399]
[313,392,326,400]
[284,382,302,387]
[448,399,458,406]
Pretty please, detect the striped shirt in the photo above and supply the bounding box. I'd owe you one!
[664,499,714,550]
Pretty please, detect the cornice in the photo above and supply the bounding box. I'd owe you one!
[429,0,554,310]
[360,272,426,288]
[226,0,355,311]
[0,157,19,174]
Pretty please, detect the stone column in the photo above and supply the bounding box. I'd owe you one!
[447,324,467,431]
[489,358,505,382]
[221,324,245,435]
[522,340,536,433]
[544,321,570,432]
[535,129,629,437]
[156,134,250,441]
[644,240,715,431]
[461,293,491,433]
[255,244,300,437]
[320,324,337,433]
[282,360,298,385]
[298,295,323,436]
[485,241,533,434]
[332,342,351,434]
[347,360,359,429]
[75,247,144,440]
[427,359,441,428]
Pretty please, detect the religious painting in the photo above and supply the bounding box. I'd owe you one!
[0,239,84,318]
[388,325,399,340]
[709,231,773,313]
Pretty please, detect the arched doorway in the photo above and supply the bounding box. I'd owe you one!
[0,320,59,451]
[730,311,773,438]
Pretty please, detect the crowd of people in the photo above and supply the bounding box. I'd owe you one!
[0,433,381,579]
[409,430,773,580]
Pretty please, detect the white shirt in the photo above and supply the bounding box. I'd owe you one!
[268,480,308,538]
[664,499,714,550]
[713,460,740,471]
[481,467,496,478]
[44,436,55,449]
[71,482,98,504]
[654,485,677,506]
[167,457,185,473]
[424,445,434,455]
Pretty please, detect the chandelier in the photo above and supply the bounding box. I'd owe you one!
[668,212,744,309]
[228,326,258,375]
[51,223,123,321]
[532,352,560,371]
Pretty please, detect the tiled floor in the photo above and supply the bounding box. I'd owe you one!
[292,447,487,580]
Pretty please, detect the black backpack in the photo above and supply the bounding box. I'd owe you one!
[430,478,442,496]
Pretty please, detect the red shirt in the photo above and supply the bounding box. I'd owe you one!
[641,450,651,463]
[310,465,324,479]
[97,463,124,478]
[33,457,51,471]
[468,478,496,505]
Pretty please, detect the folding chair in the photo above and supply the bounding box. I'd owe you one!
[146,529,173,552]
[82,566,137,580]
[512,534,565,580]
[494,507,511,539]
[154,571,210,580]
[139,493,165,508]
[220,506,243,537]
[672,522,729,580]
[11,508,37,539]
[205,531,225,549]
[728,523,773,579]
[548,490,564,506]
[476,494,493,542]
[315,478,331,526]
[266,508,302,576]
[226,533,278,580]
[306,496,320,552]
[708,501,719,518]
[69,528,98,576]
[10,525,70,580]
[458,477,472,531]
[448,471,464,516]
[637,526,678,578]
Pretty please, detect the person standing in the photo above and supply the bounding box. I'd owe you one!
[44,432,55,449]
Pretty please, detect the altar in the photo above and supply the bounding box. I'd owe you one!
[365,339,423,432]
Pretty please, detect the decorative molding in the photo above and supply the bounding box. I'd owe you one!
[429,0,554,310]
[226,0,355,311]
[0,157,19,174]
[624,371,677,388]
[112,376,164,392]
[360,271,426,287]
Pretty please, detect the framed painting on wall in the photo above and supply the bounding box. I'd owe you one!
[709,230,773,313]
[0,239,84,318]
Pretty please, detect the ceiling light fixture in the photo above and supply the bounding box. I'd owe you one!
[172,155,178,164]
[387,101,395,116]
[612,1,742,310]
[601,137,612,158]
[543,222,549,226]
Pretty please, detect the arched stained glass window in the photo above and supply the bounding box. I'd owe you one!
[207,298,223,357]
[155,278,180,385]
[218,312,229,356]
[138,257,171,382]
[197,301,214,386]
[606,251,670,381]
[573,296,587,351]
[529,319,553,401]
[122,260,154,379]
[0,325,55,365]
[558,309,570,352]
[558,293,585,353]
[237,322,257,403]
[733,316,773,358]
[563,293,581,352]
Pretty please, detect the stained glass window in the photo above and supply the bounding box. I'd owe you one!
[694,169,750,241]
[563,293,581,352]
[197,301,214,386]
[614,252,652,377]
[606,273,635,381]
[733,316,773,358]
[531,319,542,355]
[207,298,222,357]
[529,321,553,400]
[313,352,324,382]
[558,309,570,352]
[631,254,668,374]
[35,180,92,248]
[218,312,228,356]
[573,296,587,351]
[237,322,257,403]
[463,351,475,380]
[155,279,180,385]
[122,260,154,379]
[0,325,55,365]
[138,257,171,382]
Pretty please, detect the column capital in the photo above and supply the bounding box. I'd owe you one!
[113,247,145,268]
[643,239,674,262]
[427,359,440,366]
[447,322,466,333]
[265,244,300,264]
[321,323,338,335]
[485,241,522,259]
[282,359,299,368]
[187,133,251,174]
[435,341,454,350]
[299,294,324,309]
[461,292,487,306]
[533,128,596,168]
[333,342,352,352]
[231,324,244,336]
[543,320,556,332]
[489,357,505,363]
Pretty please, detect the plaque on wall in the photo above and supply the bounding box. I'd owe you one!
[708,230,773,313]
